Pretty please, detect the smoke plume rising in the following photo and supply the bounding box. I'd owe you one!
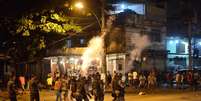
[126,33,150,72]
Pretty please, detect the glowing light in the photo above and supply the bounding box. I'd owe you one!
[60,60,64,64]
[75,2,84,9]
[181,41,187,45]
[175,40,179,44]
[121,4,126,9]
[199,42,201,45]
[169,40,174,44]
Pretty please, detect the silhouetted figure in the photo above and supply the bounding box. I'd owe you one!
[7,75,17,101]
[30,75,40,101]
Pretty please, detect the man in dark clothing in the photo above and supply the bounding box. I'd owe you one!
[111,74,120,101]
[76,77,89,101]
[29,75,40,101]
[92,73,104,101]
[7,76,17,101]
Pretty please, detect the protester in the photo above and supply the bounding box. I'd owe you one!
[29,75,40,101]
[92,72,104,101]
[47,74,53,90]
[133,71,138,89]
[19,76,25,91]
[111,73,120,101]
[128,72,133,87]
[119,73,125,101]
[54,77,62,101]
[139,73,146,89]
[166,71,173,88]
[106,71,112,88]
[148,72,156,90]
[175,71,181,89]
[7,75,17,101]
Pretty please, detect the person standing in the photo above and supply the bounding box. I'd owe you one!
[92,73,104,101]
[119,74,125,101]
[54,78,62,101]
[128,72,133,87]
[47,75,53,90]
[29,75,40,101]
[175,72,181,89]
[139,73,146,89]
[111,74,120,101]
[19,76,25,91]
[7,75,17,101]
[133,71,138,89]
[148,72,156,91]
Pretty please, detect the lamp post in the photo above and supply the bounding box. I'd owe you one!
[74,1,107,77]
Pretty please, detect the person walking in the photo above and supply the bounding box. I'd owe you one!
[7,75,17,101]
[29,75,40,101]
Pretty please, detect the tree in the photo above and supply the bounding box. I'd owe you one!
[0,9,82,63]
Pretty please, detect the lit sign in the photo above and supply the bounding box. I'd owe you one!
[110,3,145,15]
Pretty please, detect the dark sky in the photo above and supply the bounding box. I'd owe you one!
[0,0,67,17]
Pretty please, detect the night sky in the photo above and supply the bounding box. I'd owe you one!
[1,0,201,49]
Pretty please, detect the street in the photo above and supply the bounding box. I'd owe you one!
[1,89,201,101]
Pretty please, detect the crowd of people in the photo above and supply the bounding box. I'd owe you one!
[6,69,201,101]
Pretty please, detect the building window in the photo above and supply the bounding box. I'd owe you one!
[176,42,185,54]
[80,38,85,45]
[150,31,161,42]
[67,40,71,48]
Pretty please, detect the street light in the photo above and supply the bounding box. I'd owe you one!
[74,2,84,9]
[74,1,107,79]
[74,1,102,30]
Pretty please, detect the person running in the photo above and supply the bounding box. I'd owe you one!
[7,75,17,101]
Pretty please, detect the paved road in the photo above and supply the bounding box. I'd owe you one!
[1,90,201,101]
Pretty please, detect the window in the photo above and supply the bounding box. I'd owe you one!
[176,42,185,54]
[66,40,71,48]
[80,38,85,45]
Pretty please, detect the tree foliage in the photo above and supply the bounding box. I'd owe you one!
[1,9,82,63]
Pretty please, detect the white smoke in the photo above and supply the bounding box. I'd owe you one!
[127,33,150,72]
[80,15,116,75]
[81,36,104,75]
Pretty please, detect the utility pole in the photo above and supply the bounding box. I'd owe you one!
[188,19,193,69]
[100,0,107,80]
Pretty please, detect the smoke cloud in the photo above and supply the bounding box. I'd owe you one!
[127,33,150,72]
[81,36,104,75]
